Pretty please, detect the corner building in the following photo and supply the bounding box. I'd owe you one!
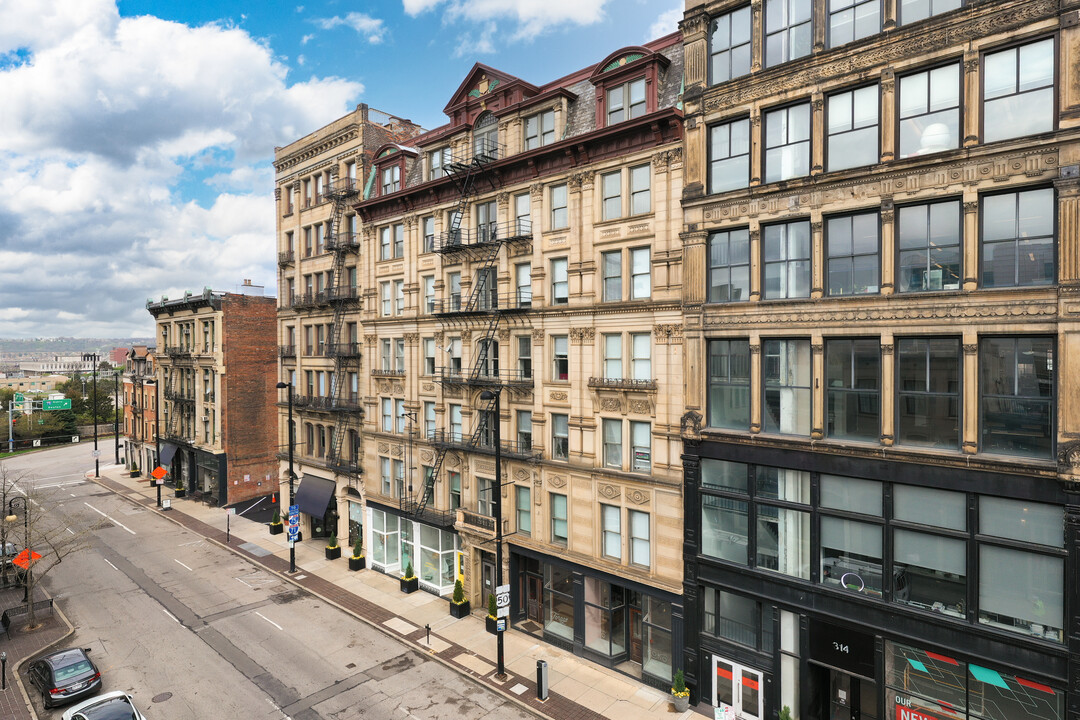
[277,37,686,688]
[678,0,1080,717]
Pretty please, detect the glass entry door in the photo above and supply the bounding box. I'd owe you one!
[714,656,762,720]
[827,668,879,720]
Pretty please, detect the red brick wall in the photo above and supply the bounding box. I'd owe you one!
[219,294,279,504]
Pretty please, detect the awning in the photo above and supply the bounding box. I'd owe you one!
[159,442,179,468]
[295,475,336,517]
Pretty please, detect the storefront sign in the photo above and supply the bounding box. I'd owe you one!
[714,705,735,720]
[895,707,942,720]
[809,619,876,678]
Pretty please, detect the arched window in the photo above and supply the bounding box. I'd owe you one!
[473,112,498,157]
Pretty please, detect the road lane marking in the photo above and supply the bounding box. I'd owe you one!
[179,540,204,547]
[83,503,136,535]
[35,481,86,489]
[174,559,192,571]
[66,528,74,535]
[103,559,119,571]
[254,612,283,631]
[161,608,180,623]
[31,473,84,482]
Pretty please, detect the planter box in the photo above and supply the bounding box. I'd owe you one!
[673,695,689,713]
[348,556,365,571]
[174,489,186,498]
[450,599,470,618]
[269,523,284,536]
[486,616,498,635]
[130,471,140,478]
[325,546,341,560]
[400,576,419,594]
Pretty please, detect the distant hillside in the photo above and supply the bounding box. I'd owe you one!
[0,338,155,355]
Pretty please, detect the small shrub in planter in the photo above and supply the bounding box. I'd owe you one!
[672,669,689,712]
[348,536,365,571]
[174,479,186,498]
[779,707,793,720]
[486,593,498,635]
[325,533,341,560]
[449,579,470,618]
[400,562,418,593]
[269,508,284,535]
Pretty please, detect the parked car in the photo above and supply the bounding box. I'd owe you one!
[27,647,102,709]
[62,690,146,720]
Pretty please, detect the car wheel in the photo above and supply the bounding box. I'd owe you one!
[41,692,50,710]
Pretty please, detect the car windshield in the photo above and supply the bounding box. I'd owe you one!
[78,696,136,720]
[54,659,93,682]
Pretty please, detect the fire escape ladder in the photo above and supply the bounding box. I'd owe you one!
[414,445,447,517]
[464,243,502,313]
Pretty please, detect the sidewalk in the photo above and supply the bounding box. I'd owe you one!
[91,466,703,720]
[0,584,75,720]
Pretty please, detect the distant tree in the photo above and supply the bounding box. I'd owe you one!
[0,388,13,407]
[14,411,64,439]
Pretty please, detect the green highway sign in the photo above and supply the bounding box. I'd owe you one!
[43,399,72,411]
[13,393,24,402]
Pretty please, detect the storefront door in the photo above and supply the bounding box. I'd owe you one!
[714,656,763,720]
[526,575,542,622]
[825,668,878,720]
[629,607,642,664]
[481,552,495,604]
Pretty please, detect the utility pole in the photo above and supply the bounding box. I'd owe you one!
[114,369,120,465]
[83,353,99,478]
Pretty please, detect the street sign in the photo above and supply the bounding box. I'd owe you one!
[496,606,509,618]
[151,467,167,480]
[288,504,299,540]
[32,440,40,447]
[162,498,171,510]
[497,619,506,632]
[12,549,41,569]
[14,393,24,402]
[91,450,101,458]
[43,399,72,411]
[496,584,510,609]
[71,436,79,443]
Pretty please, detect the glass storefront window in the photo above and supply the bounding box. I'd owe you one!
[979,497,1063,547]
[755,467,809,502]
[400,522,413,574]
[756,506,810,579]
[702,458,749,492]
[978,545,1063,642]
[893,529,966,616]
[820,475,882,515]
[644,623,672,679]
[544,564,575,641]
[702,495,749,564]
[894,485,966,530]
[821,516,883,597]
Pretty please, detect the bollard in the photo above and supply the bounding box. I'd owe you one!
[536,659,548,701]
[2,650,7,690]
[426,624,430,645]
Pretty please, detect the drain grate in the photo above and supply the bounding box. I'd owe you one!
[151,692,173,703]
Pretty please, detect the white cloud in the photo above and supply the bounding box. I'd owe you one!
[0,0,363,337]
[647,5,682,41]
[314,12,388,44]
[405,0,608,40]
[301,33,315,44]
[402,0,445,15]
[452,21,497,58]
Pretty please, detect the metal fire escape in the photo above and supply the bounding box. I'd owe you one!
[405,138,539,522]
[323,173,364,485]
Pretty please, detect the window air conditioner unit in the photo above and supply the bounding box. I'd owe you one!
[201,415,210,422]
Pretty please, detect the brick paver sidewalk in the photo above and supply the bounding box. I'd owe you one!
[0,585,74,720]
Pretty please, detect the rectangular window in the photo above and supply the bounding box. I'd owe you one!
[422,216,435,253]
[764,103,811,183]
[381,165,400,194]
[757,505,811,579]
[449,404,462,442]
[980,336,1054,458]
[630,248,650,300]
[516,486,531,536]
[980,188,1055,288]
[553,335,569,381]
[602,419,622,469]
[518,336,532,379]
[393,223,404,258]
[765,0,812,67]
[449,471,461,510]
[394,338,405,372]
[629,510,650,568]
[763,339,811,435]
[551,184,568,229]
[898,0,961,24]
[821,515,884,597]
[826,211,880,295]
[552,414,569,460]
[984,38,1054,143]
[476,200,497,242]
[828,0,879,47]
[710,6,751,84]
[422,276,435,313]
[827,85,879,171]
[708,229,751,302]
[448,271,461,312]
[379,227,391,261]
[763,220,811,299]
[702,495,749,564]
[709,118,751,193]
[631,421,651,472]
[898,63,960,158]
[380,457,391,496]
[429,148,450,180]
[603,334,622,379]
[524,110,555,150]
[380,339,391,371]
[602,171,622,220]
[631,333,651,380]
[630,164,650,215]
[478,477,494,517]
[516,263,532,306]
[517,410,532,451]
[448,337,461,373]
[897,200,961,292]
[708,339,751,429]
[606,78,646,125]
[826,338,880,441]
[602,504,621,560]
[424,401,435,440]
[395,398,405,434]
[551,258,568,305]
[393,279,404,315]
[897,338,960,448]
[381,398,392,433]
[550,493,568,545]
[423,338,435,376]
[393,459,404,498]
[602,251,622,302]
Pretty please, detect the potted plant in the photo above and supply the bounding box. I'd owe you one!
[174,477,186,498]
[130,463,140,478]
[400,562,418,593]
[486,593,498,635]
[269,508,284,535]
[449,579,470,618]
[672,669,689,712]
[348,536,365,571]
[325,532,341,560]
[779,707,793,720]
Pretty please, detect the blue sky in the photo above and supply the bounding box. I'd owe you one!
[0,0,681,338]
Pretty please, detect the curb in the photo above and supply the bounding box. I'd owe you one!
[87,474,551,720]
[11,586,76,720]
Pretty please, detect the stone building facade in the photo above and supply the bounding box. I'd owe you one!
[678,0,1080,718]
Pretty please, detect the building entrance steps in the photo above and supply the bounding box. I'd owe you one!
[90,466,701,719]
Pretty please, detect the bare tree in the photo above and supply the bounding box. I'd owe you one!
[0,465,101,629]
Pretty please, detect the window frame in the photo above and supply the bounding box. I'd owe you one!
[524,109,555,150]
[896,61,962,160]
[764,0,813,68]
[708,228,752,303]
[978,335,1055,459]
[825,210,881,296]
[978,186,1056,289]
[825,84,880,172]
[605,77,647,126]
[762,220,812,300]
[709,117,751,194]
[551,184,568,230]
[827,0,881,49]
[550,258,569,305]
[895,337,962,449]
[897,0,964,25]
[981,36,1057,144]
[709,5,752,86]
[552,413,569,460]
[763,101,812,184]
[896,198,962,293]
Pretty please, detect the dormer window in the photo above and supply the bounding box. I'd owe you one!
[429,148,451,180]
[524,110,555,150]
[607,79,646,125]
[474,112,499,158]
[381,165,400,195]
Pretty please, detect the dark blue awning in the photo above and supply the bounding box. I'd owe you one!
[295,475,336,517]
[159,442,179,468]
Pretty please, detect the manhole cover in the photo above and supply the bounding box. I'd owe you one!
[152,692,173,703]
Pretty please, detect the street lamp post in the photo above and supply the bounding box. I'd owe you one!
[146,379,161,508]
[82,353,99,478]
[114,370,120,466]
[479,388,505,679]
[276,381,296,574]
[7,497,29,602]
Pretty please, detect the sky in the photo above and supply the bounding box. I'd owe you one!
[0,0,682,339]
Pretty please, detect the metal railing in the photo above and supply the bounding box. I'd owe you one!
[430,291,533,315]
[434,220,532,253]
[460,509,496,533]
[587,377,658,391]
[278,250,295,265]
[279,345,296,359]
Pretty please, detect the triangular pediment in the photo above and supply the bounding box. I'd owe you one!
[443,63,536,117]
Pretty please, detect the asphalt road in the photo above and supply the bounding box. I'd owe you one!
[4,443,536,720]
